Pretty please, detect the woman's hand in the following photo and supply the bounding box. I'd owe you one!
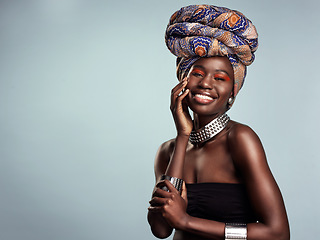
[148,180,189,230]
[170,78,193,137]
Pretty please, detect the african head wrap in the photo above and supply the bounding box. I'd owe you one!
[165,5,258,97]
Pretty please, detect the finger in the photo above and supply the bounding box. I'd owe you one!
[153,185,173,198]
[149,196,168,207]
[156,179,173,189]
[156,180,169,190]
[171,81,185,94]
[171,77,188,94]
[182,96,189,113]
[175,89,190,114]
[157,179,180,195]
[164,179,180,195]
[148,206,162,213]
[171,85,189,110]
[176,89,189,103]
[171,80,188,100]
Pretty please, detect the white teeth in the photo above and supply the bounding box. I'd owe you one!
[195,94,213,100]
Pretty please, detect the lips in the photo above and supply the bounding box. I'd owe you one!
[193,93,215,104]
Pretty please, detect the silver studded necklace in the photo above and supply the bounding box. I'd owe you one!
[189,113,230,144]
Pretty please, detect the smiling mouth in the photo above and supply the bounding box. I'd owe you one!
[193,93,215,104]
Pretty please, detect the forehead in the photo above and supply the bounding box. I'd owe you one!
[191,56,234,75]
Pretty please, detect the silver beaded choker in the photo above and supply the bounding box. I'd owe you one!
[189,113,230,144]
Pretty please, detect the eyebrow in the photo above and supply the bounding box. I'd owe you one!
[192,65,231,77]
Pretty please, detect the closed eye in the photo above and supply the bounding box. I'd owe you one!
[214,73,230,81]
[192,72,203,77]
[191,69,205,78]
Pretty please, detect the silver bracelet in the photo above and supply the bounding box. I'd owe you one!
[160,175,183,193]
[225,223,247,240]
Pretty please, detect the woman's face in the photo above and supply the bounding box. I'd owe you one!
[185,56,234,118]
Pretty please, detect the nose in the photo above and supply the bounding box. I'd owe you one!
[198,75,213,89]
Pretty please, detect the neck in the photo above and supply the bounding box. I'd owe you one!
[189,113,230,145]
[193,112,224,130]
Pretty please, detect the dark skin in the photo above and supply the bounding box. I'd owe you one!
[147,57,290,240]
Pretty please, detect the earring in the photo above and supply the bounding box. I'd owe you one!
[228,97,233,104]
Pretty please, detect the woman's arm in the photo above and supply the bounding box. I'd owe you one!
[148,78,192,238]
[147,135,191,238]
[165,78,192,178]
[147,141,174,239]
[149,124,290,240]
[228,124,290,239]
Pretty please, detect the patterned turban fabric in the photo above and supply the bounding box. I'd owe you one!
[165,5,258,97]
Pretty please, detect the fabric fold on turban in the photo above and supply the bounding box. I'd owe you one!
[165,5,258,97]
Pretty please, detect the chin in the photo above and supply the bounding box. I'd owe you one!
[188,103,226,117]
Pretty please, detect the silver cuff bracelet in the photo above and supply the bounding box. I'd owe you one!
[160,175,183,193]
[225,223,247,240]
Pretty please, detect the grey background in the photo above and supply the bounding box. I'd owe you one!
[1,0,319,239]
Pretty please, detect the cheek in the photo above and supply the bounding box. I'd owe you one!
[185,77,197,89]
[219,82,233,96]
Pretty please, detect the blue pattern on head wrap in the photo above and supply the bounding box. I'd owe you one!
[166,5,258,96]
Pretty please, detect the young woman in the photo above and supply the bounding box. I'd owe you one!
[147,5,290,240]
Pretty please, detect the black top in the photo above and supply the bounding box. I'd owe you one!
[186,182,257,223]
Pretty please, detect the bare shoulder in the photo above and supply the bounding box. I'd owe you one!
[226,121,276,197]
[227,121,260,143]
[227,121,267,169]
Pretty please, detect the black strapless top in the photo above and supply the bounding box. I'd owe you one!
[186,182,257,223]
